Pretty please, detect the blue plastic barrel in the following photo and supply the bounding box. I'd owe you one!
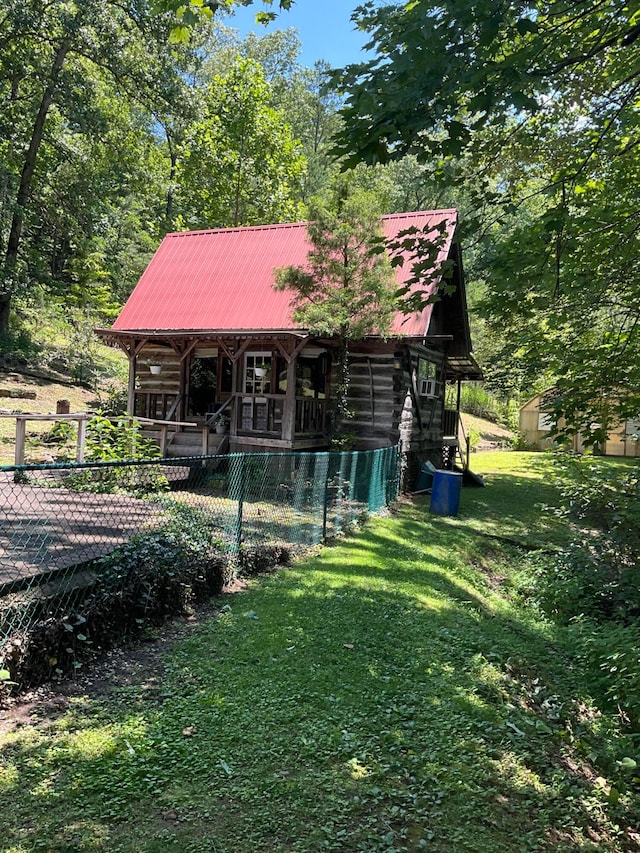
[430,469,463,516]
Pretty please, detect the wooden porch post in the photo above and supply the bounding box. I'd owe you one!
[281,357,297,444]
[180,354,188,422]
[230,354,240,441]
[127,350,136,415]
[15,417,26,465]
[76,417,87,462]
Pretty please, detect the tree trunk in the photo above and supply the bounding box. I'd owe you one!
[163,125,178,230]
[332,336,350,437]
[0,37,72,335]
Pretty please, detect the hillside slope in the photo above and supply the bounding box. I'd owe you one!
[461,412,514,451]
[0,370,98,465]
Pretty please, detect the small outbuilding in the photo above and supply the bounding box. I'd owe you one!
[519,392,640,456]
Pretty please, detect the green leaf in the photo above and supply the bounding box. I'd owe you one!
[169,25,190,44]
[510,91,538,112]
[515,18,538,35]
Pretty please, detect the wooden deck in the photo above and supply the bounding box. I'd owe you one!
[0,472,161,590]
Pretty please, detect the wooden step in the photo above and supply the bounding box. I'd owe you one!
[166,434,228,458]
[141,427,229,458]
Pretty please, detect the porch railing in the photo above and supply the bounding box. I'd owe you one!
[295,397,328,436]
[134,390,178,421]
[442,408,470,470]
[443,408,459,436]
[238,395,284,434]
[234,395,329,438]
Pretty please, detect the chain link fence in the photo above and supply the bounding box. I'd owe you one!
[0,446,399,664]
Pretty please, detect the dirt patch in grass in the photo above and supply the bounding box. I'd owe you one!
[0,603,218,735]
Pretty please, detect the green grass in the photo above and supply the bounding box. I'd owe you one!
[1,451,638,852]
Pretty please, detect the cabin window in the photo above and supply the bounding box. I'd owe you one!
[538,413,553,431]
[625,418,640,439]
[417,358,439,397]
[244,352,272,394]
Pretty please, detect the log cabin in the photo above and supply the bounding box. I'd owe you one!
[96,210,482,479]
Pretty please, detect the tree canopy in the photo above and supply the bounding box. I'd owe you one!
[176,57,306,228]
[333,1,640,442]
[333,1,639,166]
[0,5,339,372]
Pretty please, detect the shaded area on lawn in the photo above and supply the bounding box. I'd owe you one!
[0,453,638,852]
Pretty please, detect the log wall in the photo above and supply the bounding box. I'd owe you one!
[134,345,181,420]
[344,343,447,474]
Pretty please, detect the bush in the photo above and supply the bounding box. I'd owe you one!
[572,618,640,729]
[237,544,291,577]
[92,381,128,417]
[535,458,640,623]
[65,416,168,495]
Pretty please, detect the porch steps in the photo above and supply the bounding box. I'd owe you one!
[142,427,229,459]
[444,435,485,487]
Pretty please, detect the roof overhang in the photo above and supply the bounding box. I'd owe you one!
[446,354,483,380]
[96,328,310,345]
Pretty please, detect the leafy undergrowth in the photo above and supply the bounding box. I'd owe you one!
[1,452,639,852]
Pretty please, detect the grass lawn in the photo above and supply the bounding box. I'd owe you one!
[1,451,638,852]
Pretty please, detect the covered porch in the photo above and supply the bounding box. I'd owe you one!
[97,329,333,454]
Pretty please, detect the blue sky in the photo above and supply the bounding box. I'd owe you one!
[225,1,370,68]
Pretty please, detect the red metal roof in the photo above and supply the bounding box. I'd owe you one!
[111,210,458,337]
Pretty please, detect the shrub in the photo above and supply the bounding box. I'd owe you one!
[41,420,75,445]
[65,416,168,495]
[515,457,640,729]
[92,382,128,417]
[237,544,291,577]
[572,618,640,729]
[537,458,640,623]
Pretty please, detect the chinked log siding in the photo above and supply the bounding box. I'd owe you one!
[134,346,181,421]
[344,355,396,447]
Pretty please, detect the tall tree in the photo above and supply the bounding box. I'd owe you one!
[0,0,186,334]
[275,183,397,433]
[175,58,306,228]
[332,1,640,441]
[205,29,343,199]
